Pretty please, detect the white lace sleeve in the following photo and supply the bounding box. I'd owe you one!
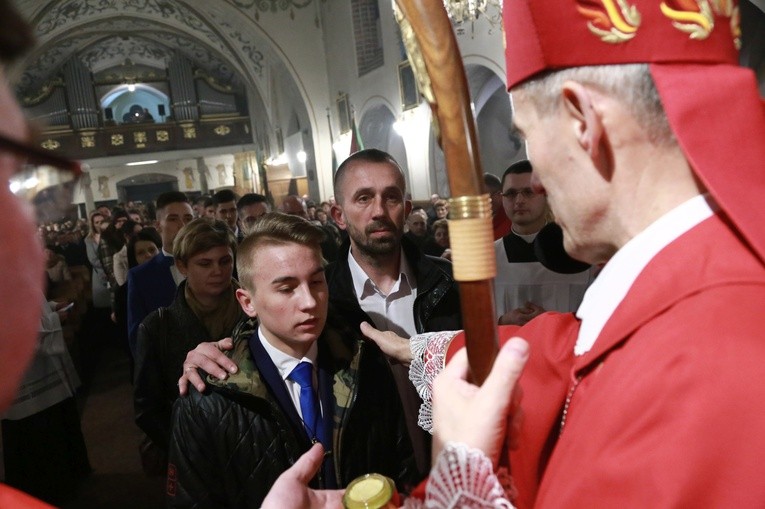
[424,442,515,508]
[409,330,461,433]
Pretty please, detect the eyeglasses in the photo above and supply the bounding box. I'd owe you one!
[501,187,538,200]
[4,133,82,224]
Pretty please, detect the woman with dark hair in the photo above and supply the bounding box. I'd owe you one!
[114,227,162,378]
[126,227,162,269]
[133,218,241,472]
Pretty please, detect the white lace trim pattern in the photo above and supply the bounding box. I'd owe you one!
[424,442,515,508]
[409,330,460,433]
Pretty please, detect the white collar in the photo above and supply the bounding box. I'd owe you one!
[575,194,715,356]
[258,326,319,381]
[348,247,413,299]
[511,229,539,243]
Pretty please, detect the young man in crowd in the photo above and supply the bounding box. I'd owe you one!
[211,189,241,242]
[494,160,593,325]
[127,191,193,356]
[236,192,270,236]
[166,213,415,507]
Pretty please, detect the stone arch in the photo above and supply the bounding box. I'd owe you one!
[427,63,524,198]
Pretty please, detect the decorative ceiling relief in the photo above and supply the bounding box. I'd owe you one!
[226,0,315,21]
[80,36,172,71]
[213,17,266,78]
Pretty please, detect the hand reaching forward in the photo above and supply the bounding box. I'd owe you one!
[498,302,545,326]
[359,321,413,366]
[261,443,345,509]
[177,337,238,396]
[432,337,529,467]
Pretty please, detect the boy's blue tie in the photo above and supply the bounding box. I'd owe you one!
[288,361,323,442]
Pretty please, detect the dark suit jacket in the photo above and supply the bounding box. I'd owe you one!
[127,252,176,357]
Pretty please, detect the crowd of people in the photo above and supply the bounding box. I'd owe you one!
[2,0,764,508]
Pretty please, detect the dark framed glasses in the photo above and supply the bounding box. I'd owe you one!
[501,187,538,200]
[4,133,82,224]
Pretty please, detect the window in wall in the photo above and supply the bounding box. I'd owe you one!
[352,0,384,77]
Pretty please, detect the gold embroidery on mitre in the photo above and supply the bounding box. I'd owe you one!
[662,0,741,48]
[577,0,641,44]
[710,0,741,49]
[660,0,715,40]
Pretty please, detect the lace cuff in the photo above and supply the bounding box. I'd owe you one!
[409,330,460,433]
[424,442,515,509]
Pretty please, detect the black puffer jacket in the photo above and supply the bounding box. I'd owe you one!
[167,317,417,508]
[133,282,243,453]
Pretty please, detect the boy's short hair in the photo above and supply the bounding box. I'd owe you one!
[156,191,189,212]
[237,212,326,292]
[172,218,237,264]
[212,189,238,206]
[237,193,269,212]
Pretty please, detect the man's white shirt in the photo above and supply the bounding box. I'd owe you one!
[348,248,418,338]
[575,194,714,355]
[258,327,320,421]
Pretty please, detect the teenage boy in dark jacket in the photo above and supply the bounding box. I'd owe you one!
[167,213,416,508]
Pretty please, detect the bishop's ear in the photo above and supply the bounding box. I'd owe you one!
[235,288,257,318]
[561,81,605,162]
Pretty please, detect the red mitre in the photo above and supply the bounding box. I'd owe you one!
[503,0,765,264]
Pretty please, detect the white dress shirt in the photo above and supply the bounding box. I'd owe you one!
[258,327,320,421]
[163,249,185,286]
[348,248,418,338]
[575,195,715,355]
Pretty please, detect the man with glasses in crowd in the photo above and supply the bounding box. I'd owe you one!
[494,160,593,326]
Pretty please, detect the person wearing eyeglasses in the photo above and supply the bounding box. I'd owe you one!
[494,160,595,326]
[0,1,92,506]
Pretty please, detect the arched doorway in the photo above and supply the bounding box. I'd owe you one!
[116,173,179,205]
[428,64,524,198]
[468,65,525,178]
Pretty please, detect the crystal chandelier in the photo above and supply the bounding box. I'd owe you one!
[442,0,502,28]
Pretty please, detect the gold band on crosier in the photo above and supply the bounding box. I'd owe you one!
[447,194,496,282]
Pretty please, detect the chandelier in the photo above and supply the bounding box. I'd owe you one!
[442,0,503,33]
